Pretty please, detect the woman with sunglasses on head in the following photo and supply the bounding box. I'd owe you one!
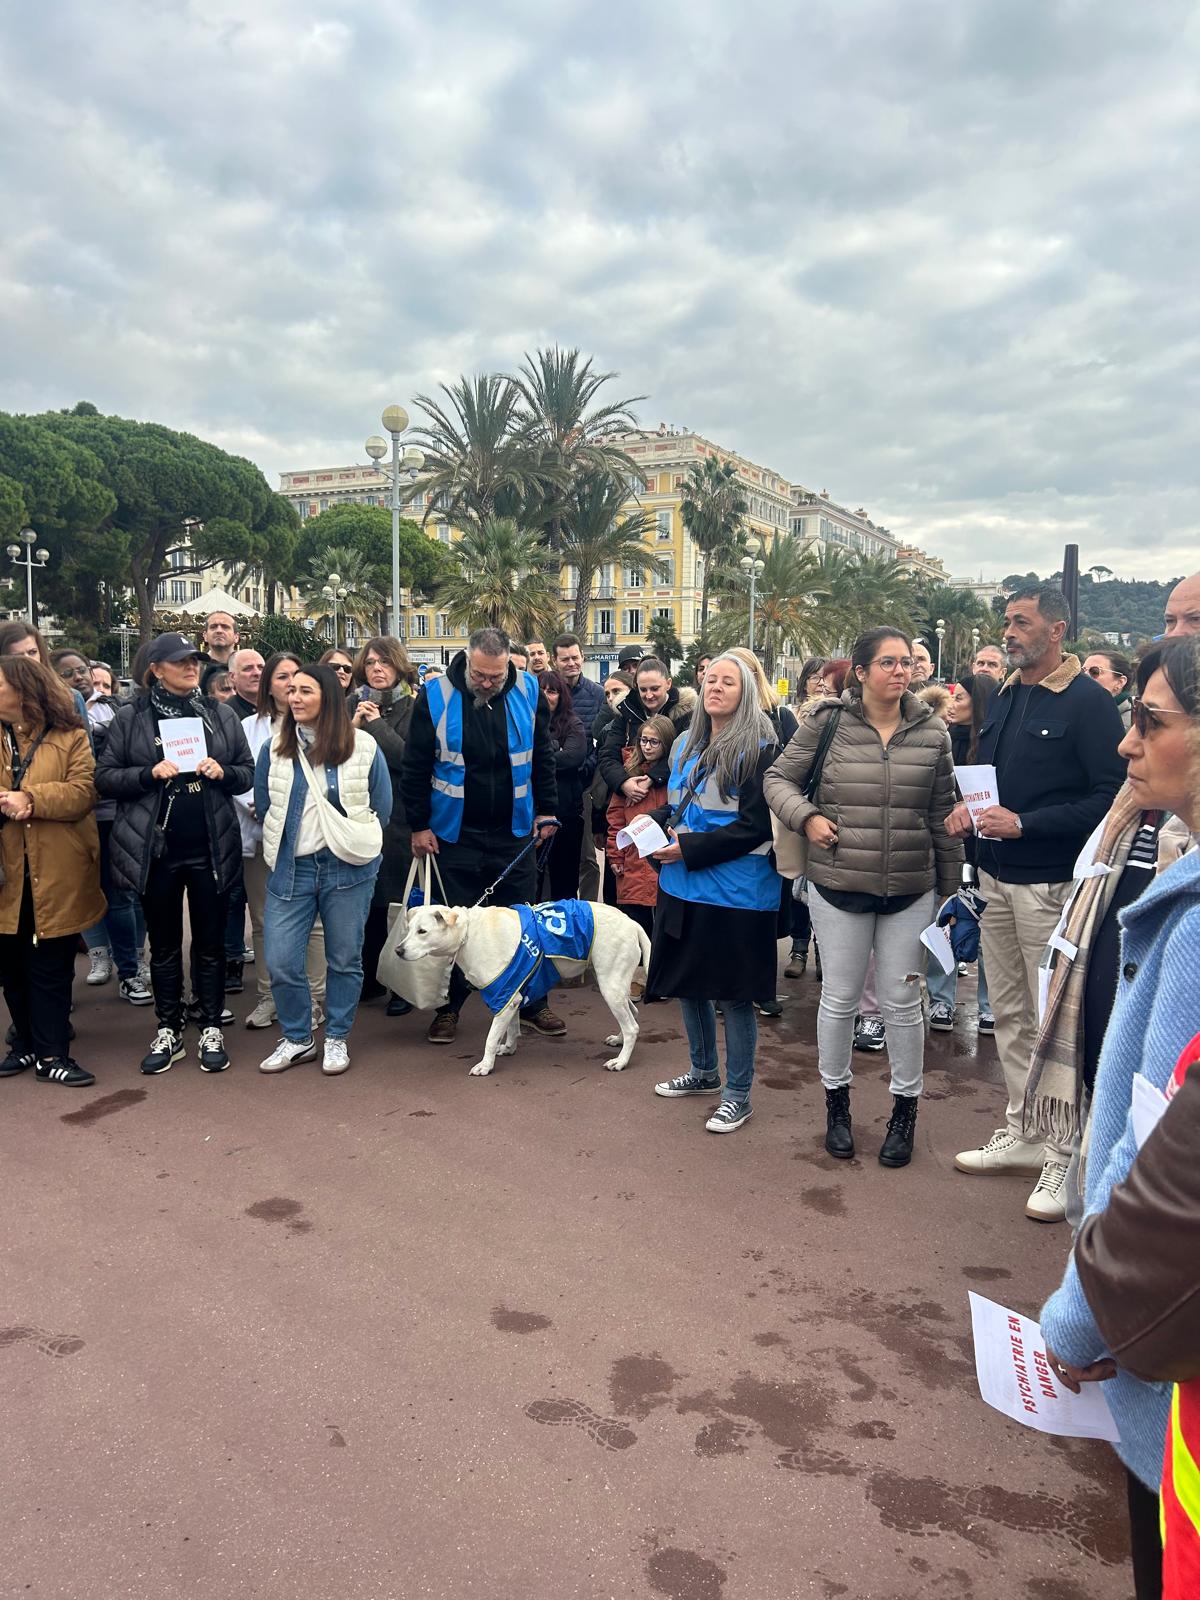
[1082,650,1134,732]
[349,636,418,1014]
[0,657,107,1088]
[766,627,962,1167]
[536,670,587,901]
[95,633,254,1075]
[1036,634,1200,1599]
[235,652,328,1031]
[254,663,391,1077]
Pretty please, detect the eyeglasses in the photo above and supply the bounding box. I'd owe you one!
[640,737,664,748]
[1130,698,1189,738]
[872,657,915,672]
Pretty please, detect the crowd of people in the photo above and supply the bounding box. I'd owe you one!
[1,571,1197,1595]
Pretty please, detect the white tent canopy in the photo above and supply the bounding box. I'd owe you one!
[173,587,258,619]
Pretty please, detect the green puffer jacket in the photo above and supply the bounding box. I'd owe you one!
[764,690,962,898]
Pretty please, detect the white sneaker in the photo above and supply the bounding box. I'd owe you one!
[1026,1157,1070,1223]
[322,1038,350,1076]
[258,1037,317,1074]
[86,948,113,985]
[312,1005,326,1030]
[954,1128,1045,1175]
[244,999,277,1030]
[119,973,154,1006]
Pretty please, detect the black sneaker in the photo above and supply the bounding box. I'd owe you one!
[385,994,413,1017]
[35,1057,95,1087]
[187,1000,235,1027]
[141,1028,185,1075]
[0,1046,36,1077]
[225,959,244,995]
[756,997,783,1017]
[705,1099,753,1133]
[198,1027,229,1073]
[853,1015,886,1052]
[654,1072,722,1098]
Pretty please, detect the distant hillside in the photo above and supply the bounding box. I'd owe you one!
[992,572,1180,645]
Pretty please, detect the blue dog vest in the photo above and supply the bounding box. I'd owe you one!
[477,901,596,1013]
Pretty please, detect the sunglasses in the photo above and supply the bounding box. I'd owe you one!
[1085,665,1120,679]
[330,663,352,674]
[1130,698,1188,737]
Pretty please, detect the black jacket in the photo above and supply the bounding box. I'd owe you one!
[401,651,558,837]
[356,691,415,906]
[974,656,1126,884]
[598,685,692,796]
[94,697,254,894]
[550,715,588,819]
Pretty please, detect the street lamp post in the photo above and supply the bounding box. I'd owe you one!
[935,617,946,680]
[970,626,980,671]
[740,536,765,657]
[367,406,425,639]
[322,573,348,648]
[5,528,50,622]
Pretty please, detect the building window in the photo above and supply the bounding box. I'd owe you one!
[656,555,675,586]
[656,510,672,541]
[655,606,672,623]
[435,613,451,637]
[190,582,202,601]
[411,614,430,638]
[595,607,613,637]
[170,580,187,604]
[156,581,167,602]
[169,548,187,570]
[625,566,644,588]
[642,475,656,493]
[623,608,643,636]
[437,524,451,544]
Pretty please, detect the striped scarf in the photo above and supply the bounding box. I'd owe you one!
[1022,783,1147,1148]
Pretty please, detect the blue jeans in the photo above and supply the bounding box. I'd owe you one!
[927,951,991,1014]
[86,819,145,976]
[264,850,375,1041]
[224,873,247,960]
[679,998,757,1104]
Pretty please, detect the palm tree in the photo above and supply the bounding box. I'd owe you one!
[410,374,545,528]
[513,346,645,550]
[706,536,826,675]
[678,457,748,644]
[801,548,917,654]
[556,471,663,635]
[909,583,997,677]
[300,544,385,645]
[436,517,563,641]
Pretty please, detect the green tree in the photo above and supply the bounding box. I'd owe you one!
[556,471,662,634]
[909,584,997,678]
[514,346,644,550]
[293,503,453,612]
[678,457,748,643]
[707,536,826,675]
[436,517,562,641]
[799,548,918,654]
[7,405,296,640]
[646,612,684,671]
[253,613,319,660]
[410,375,544,528]
[300,545,387,646]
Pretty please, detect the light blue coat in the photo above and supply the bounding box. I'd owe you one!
[1040,846,1200,1489]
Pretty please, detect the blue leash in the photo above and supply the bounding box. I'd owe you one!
[471,821,561,908]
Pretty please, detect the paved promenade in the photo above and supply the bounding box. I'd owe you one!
[4,958,1129,1599]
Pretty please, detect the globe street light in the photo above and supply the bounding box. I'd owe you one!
[935,617,946,680]
[739,534,766,657]
[6,527,50,622]
[322,572,348,648]
[970,625,980,668]
[368,407,425,638]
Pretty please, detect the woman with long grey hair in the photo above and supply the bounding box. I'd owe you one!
[646,652,781,1134]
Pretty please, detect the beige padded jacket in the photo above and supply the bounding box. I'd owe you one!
[764,690,962,898]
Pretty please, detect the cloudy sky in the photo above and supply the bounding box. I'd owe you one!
[1,1,1196,580]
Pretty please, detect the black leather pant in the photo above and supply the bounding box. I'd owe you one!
[140,855,229,1029]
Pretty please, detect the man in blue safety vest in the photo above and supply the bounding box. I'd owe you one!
[402,626,564,1046]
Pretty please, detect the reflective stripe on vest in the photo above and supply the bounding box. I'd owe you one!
[426,669,538,844]
[1163,1383,1200,1597]
[660,745,779,911]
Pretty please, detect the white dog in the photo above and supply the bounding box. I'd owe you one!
[397,901,652,1077]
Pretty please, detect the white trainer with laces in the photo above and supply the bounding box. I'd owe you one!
[258,1037,317,1074]
[322,1038,350,1076]
[86,948,113,985]
[1026,1156,1070,1223]
[244,999,277,1030]
[954,1128,1046,1175]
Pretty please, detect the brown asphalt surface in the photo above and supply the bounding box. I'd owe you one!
[4,949,1131,1600]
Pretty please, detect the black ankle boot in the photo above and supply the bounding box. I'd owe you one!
[824,1085,854,1158]
[879,1094,919,1168]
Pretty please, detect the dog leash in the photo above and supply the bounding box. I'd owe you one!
[471,821,561,908]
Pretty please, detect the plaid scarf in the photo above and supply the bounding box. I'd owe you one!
[1022,783,1147,1147]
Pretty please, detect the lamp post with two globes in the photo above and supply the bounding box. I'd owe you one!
[365,405,425,640]
[6,528,50,622]
[322,573,348,649]
[740,535,766,657]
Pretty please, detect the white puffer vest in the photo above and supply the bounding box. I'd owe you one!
[262,730,377,870]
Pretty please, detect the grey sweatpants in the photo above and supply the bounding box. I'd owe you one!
[808,886,935,1097]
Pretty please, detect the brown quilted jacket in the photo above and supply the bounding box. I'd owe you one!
[763,690,962,898]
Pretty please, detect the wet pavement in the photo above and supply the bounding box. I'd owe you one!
[4,955,1131,1599]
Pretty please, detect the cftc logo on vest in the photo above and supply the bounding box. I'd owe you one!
[519,931,541,963]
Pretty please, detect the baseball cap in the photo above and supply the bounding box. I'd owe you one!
[617,645,644,667]
[146,633,201,666]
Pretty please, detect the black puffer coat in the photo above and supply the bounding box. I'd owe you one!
[355,689,414,907]
[95,696,254,894]
[597,684,692,796]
